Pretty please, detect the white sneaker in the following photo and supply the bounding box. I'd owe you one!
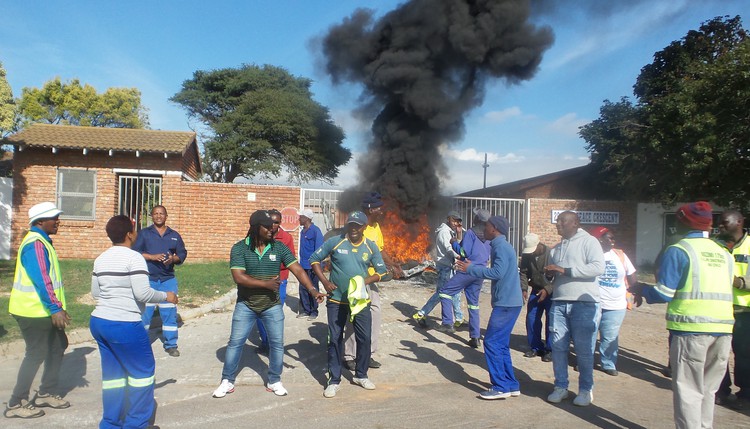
[212,379,234,398]
[352,377,376,390]
[510,390,521,397]
[266,381,288,396]
[323,384,340,398]
[573,389,593,406]
[547,387,569,403]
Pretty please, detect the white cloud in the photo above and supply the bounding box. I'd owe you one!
[440,146,524,164]
[545,113,589,137]
[482,106,522,123]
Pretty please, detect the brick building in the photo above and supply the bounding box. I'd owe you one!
[459,165,638,261]
[4,124,301,261]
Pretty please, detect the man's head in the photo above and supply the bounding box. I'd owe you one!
[106,215,136,245]
[268,209,282,236]
[362,192,384,224]
[522,233,541,255]
[485,215,509,240]
[556,211,579,239]
[150,205,167,228]
[299,208,314,227]
[345,211,368,243]
[446,210,462,231]
[718,209,744,241]
[590,226,615,252]
[675,201,713,234]
[28,201,62,235]
[249,210,275,244]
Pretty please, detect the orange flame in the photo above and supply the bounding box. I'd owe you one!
[382,211,431,264]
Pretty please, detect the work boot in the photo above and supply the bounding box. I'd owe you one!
[166,347,180,357]
[468,338,481,348]
[31,392,70,409]
[4,400,45,419]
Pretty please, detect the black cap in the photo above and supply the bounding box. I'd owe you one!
[249,210,274,228]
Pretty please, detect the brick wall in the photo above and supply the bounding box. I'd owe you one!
[528,198,638,263]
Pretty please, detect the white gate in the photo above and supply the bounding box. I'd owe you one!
[0,177,12,259]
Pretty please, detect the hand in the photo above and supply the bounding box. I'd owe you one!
[536,289,549,302]
[165,292,179,304]
[51,310,71,330]
[390,265,405,279]
[632,293,643,307]
[454,259,471,272]
[322,279,337,294]
[733,276,745,289]
[544,264,564,276]
[522,289,528,303]
[263,276,281,291]
[310,289,327,303]
[161,253,174,267]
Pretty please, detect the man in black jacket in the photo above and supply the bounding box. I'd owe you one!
[519,233,553,362]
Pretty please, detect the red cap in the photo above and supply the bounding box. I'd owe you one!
[675,201,713,231]
[589,226,610,239]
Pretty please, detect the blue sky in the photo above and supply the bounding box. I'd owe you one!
[2,1,749,194]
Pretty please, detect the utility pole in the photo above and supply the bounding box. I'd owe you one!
[482,152,489,189]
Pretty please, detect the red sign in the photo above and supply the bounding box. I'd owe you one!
[280,207,300,232]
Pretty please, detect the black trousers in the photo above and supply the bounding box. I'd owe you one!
[10,315,68,405]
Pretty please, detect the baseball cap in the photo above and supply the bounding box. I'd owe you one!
[347,211,368,225]
[447,210,462,221]
[522,233,540,254]
[299,208,314,219]
[249,210,274,228]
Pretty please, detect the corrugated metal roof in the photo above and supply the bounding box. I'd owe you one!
[3,124,196,154]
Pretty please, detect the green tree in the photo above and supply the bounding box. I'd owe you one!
[18,77,149,128]
[0,62,15,137]
[581,16,750,208]
[171,64,350,183]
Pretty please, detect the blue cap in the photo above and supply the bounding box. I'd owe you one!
[362,192,384,209]
[488,215,509,237]
[347,211,368,225]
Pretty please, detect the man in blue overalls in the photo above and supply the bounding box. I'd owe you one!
[133,205,188,357]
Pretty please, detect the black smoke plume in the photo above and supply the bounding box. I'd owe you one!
[322,0,553,221]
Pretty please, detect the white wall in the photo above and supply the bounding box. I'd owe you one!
[0,177,12,260]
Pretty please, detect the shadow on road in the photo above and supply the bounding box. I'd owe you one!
[59,346,96,396]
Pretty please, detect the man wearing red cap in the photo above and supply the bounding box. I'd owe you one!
[631,202,734,429]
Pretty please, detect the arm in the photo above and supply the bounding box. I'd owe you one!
[314,227,324,250]
[310,238,336,293]
[437,228,460,260]
[545,237,605,279]
[170,232,187,266]
[289,263,325,302]
[129,254,172,303]
[368,243,388,283]
[21,242,64,316]
[381,249,404,278]
[231,269,281,291]
[630,246,687,304]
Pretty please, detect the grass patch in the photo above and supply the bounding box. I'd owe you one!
[0,259,233,343]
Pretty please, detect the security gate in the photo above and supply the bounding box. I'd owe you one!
[118,175,162,230]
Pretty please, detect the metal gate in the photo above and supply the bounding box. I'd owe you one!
[450,197,526,255]
[118,175,162,230]
[300,188,526,254]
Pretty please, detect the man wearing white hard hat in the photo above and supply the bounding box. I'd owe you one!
[298,208,324,319]
[5,202,71,419]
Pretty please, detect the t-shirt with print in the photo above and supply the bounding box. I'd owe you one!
[597,249,636,310]
[309,235,386,303]
[230,238,297,312]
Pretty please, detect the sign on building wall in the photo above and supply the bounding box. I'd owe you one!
[551,210,620,225]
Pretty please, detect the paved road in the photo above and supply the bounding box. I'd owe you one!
[2,280,748,428]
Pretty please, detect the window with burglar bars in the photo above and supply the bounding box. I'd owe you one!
[118,175,162,230]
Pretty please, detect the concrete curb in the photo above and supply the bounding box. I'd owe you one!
[0,289,238,358]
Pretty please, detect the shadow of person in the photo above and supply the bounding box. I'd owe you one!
[284,321,338,386]
[154,378,177,389]
[391,339,485,393]
[390,300,420,320]
[214,344,268,382]
[284,295,301,314]
[58,346,96,396]
[607,346,672,390]
[0,323,7,339]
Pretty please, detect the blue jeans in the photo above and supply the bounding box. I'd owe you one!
[550,301,600,392]
[526,291,552,353]
[90,317,155,429]
[222,302,285,384]
[485,306,522,393]
[598,309,626,371]
[258,279,287,347]
[419,266,462,319]
[141,277,178,349]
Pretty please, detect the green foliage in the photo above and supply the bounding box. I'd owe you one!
[0,62,15,136]
[581,16,750,209]
[171,64,351,183]
[17,77,149,129]
[0,259,234,343]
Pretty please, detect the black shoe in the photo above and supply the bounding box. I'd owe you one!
[468,338,481,349]
[344,360,356,371]
[661,366,672,378]
[369,358,382,369]
[166,347,180,357]
[436,324,456,334]
[523,349,538,358]
[541,352,552,362]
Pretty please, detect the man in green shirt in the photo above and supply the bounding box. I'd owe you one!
[212,210,324,399]
[311,211,387,398]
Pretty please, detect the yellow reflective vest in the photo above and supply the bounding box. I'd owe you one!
[9,231,66,317]
[730,233,750,307]
[666,238,734,333]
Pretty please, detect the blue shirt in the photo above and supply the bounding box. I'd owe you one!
[452,228,490,267]
[467,235,523,308]
[132,225,187,281]
[20,226,62,315]
[299,223,324,269]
